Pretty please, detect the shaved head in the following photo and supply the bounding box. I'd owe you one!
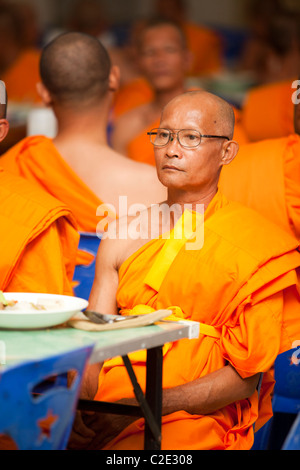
[162,90,236,140]
[136,17,187,52]
[40,32,111,105]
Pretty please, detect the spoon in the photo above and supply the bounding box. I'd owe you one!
[83,310,140,324]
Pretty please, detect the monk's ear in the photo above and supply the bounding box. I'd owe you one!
[36,82,53,107]
[108,65,120,93]
[220,140,239,166]
[0,119,9,143]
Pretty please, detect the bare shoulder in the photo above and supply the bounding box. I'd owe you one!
[103,146,164,188]
[101,208,156,270]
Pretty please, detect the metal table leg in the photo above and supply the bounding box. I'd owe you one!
[77,345,163,450]
[144,346,163,450]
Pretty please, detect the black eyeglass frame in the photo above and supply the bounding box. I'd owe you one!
[147,128,230,148]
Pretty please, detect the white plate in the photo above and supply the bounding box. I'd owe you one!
[0,293,88,330]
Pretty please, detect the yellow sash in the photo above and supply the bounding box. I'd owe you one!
[103,210,221,370]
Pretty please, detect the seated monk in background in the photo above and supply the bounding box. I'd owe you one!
[220,85,300,241]
[109,24,155,120]
[111,18,191,165]
[0,81,78,294]
[0,3,41,104]
[0,32,167,233]
[68,91,300,450]
[154,0,223,77]
[112,0,223,121]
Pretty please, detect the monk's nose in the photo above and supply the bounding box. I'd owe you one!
[166,135,181,157]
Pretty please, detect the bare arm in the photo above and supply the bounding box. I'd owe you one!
[70,363,259,450]
[162,365,260,416]
[88,235,120,315]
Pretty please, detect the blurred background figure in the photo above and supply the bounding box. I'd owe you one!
[240,0,300,84]
[65,0,115,48]
[154,0,223,77]
[259,11,300,84]
[239,0,284,81]
[0,0,298,155]
[0,1,41,104]
[0,1,42,155]
[111,18,191,165]
[12,0,41,48]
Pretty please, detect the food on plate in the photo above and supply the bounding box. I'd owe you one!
[0,291,63,312]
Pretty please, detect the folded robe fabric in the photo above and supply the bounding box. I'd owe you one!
[0,168,79,294]
[0,135,110,233]
[94,191,300,450]
[219,134,300,240]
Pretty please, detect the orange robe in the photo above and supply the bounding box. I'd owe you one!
[232,107,249,145]
[2,49,41,104]
[219,134,300,240]
[183,22,222,76]
[0,136,104,233]
[113,77,154,119]
[95,191,300,450]
[127,118,160,166]
[0,167,79,294]
[241,79,295,142]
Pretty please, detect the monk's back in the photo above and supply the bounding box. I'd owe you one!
[54,138,166,210]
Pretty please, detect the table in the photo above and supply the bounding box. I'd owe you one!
[0,320,199,450]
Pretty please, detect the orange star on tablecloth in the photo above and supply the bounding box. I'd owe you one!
[37,409,58,439]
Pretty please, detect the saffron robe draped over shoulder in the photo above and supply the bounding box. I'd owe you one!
[0,168,79,294]
[95,191,300,450]
[0,135,105,233]
[241,79,295,142]
[219,134,300,241]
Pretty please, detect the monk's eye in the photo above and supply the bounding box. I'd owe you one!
[187,134,198,141]
[180,131,201,146]
[158,130,169,139]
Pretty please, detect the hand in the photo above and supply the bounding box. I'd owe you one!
[67,362,103,450]
[69,397,139,450]
[67,410,96,450]
[84,406,138,450]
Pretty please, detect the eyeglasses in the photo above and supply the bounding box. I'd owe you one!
[147,128,230,149]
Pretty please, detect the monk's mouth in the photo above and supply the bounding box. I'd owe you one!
[162,165,182,171]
